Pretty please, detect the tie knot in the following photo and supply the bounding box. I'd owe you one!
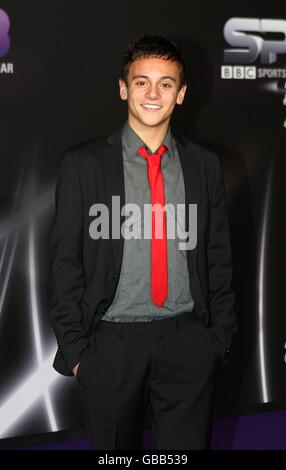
[137,144,168,160]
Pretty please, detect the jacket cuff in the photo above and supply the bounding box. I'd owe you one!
[207,325,232,368]
[58,339,90,373]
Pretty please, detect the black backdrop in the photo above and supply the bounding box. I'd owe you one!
[0,0,285,441]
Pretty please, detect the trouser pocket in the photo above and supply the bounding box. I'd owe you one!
[196,321,221,365]
[76,348,90,386]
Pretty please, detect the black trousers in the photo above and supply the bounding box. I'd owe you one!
[76,310,221,450]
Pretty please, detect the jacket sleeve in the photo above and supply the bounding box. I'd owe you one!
[49,148,89,372]
[207,154,237,366]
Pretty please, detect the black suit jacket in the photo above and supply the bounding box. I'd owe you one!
[49,125,237,376]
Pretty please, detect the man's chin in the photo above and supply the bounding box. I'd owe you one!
[137,116,167,128]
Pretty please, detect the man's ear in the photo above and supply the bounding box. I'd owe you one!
[176,83,187,105]
[119,79,128,101]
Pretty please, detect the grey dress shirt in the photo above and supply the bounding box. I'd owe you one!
[101,120,194,321]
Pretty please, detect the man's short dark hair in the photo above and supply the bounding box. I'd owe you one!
[120,33,187,90]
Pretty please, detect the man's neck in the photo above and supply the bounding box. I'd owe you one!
[128,118,169,153]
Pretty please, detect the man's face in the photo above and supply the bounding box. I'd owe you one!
[119,56,187,129]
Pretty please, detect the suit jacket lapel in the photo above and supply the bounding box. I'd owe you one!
[173,134,201,229]
[173,134,200,271]
[104,126,126,271]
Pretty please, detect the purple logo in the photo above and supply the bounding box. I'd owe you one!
[0,9,10,58]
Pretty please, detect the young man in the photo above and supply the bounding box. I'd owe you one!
[49,34,237,450]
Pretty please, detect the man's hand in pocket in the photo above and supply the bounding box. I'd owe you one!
[72,363,80,376]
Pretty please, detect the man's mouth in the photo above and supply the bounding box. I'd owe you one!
[141,104,162,111]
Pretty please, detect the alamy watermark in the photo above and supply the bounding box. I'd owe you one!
[88,196,197,250]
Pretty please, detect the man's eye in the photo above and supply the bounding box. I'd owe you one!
[136,81,146,86]
[162,83,171,88]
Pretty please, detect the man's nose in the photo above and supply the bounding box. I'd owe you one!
[145,84,160,99]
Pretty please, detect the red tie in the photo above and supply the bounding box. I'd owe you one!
[137,144,168,308]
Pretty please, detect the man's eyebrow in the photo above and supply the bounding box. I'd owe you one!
[131,75,177,83]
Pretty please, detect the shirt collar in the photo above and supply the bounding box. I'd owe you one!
[122,120,175,160]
